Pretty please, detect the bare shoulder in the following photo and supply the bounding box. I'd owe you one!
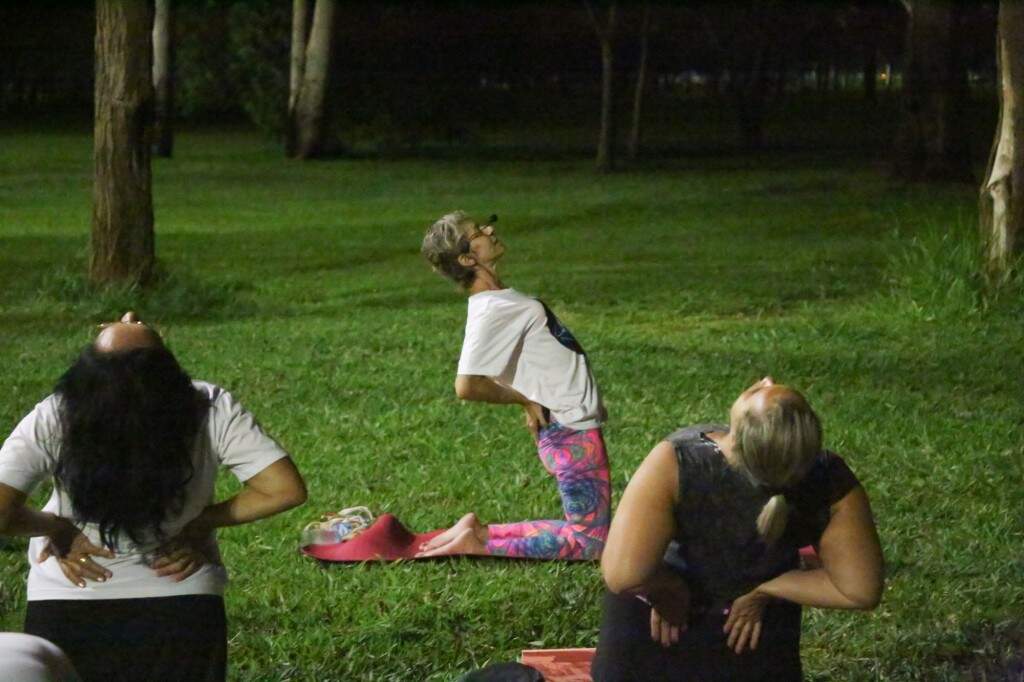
[829,484,872,517]
[627,440,679,504]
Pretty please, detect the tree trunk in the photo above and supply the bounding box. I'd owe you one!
[586,1,618,173]
[734,46,768,152]
[293,0,335,159]
[979,0,1024,281]
[596,34,616,172]
[864,47,877,103]
[627,4,651,161]
[286,0,309,157]
[91,0,155,286]
[894,0,972,181]
[152,0,174,157]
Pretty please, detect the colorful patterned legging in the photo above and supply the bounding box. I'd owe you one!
[486,423,611,560]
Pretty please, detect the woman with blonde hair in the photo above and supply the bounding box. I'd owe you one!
[592,377,883,681]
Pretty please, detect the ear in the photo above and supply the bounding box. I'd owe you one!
[457,252,476,268]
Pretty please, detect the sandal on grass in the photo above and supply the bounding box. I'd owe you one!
[301,506,374,546]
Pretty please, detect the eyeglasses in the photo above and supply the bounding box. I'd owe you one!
[465,214,498,244]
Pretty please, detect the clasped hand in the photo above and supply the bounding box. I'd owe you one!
[723,587,770,654]
[522,401,549,439]
[38,518,114,588]
[150,519,214,582]
[40,517,213,587]
[646,573,691,648]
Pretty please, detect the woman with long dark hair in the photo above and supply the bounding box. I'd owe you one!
[592,377,883,681]
[0,313,307,682]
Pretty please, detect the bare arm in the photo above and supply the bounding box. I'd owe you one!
[756,486,884,610]
[601,440,679,595]
[455,374,528,405]
[0,483,70,538]
[602,441,690,646]
[188,457,307,533]
[153,457,307,580]
[0,482,114,587]
[724,485,884,653]
[455,375,549,437]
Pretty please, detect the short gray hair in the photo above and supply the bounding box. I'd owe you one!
[421,210,476,288]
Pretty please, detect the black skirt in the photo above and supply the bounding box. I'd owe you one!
[24,594,226,682]
[591,590,803,682]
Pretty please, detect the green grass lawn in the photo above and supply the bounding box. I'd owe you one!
[0,129,1022,680]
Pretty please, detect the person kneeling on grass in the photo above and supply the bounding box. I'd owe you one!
[0,312,307,682]
[417,211,610,560]
[592,377,883,681]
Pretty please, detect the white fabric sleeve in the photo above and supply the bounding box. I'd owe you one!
[0,397,61,494]
[457,303,528,377]
[211,391,290,483]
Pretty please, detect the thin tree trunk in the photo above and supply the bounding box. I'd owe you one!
[735,46,768,152]
[586,1,618,173]
[152,0,174,157]
[894,0,972,181]
[597,33,616,172]
[294,0,335,159]
[91,0,155,286]
[286,0,309,157]
[979,0,1024,281]
[775,52,789,98]
[864,47,877,103]
[627,4,651,161]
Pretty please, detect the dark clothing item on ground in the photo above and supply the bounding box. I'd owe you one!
[24,594,226,682]
[458,662,546,681]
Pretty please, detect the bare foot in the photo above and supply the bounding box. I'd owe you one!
[418,512,480,552]
[416,527,489,557]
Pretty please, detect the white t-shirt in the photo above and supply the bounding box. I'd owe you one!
[0,381,289,601]
[457,289,605,430]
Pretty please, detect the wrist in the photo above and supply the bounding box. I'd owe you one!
[48,515,76,539]
[186,511,216,536]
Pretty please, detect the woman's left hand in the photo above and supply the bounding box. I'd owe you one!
[723,587,770,654]
[150,521,213,581]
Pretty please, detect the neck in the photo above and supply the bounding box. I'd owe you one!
[467,266,504,295]
[711,431,739,466]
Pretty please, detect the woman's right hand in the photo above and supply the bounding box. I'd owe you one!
[646,569,691,647]
[650,604,686,648]
[522,401,549,439]
[38,518,114,588]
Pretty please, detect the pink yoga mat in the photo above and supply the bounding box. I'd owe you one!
[301,513,822,565]
[520,648,594,682]
[301,513,446,562]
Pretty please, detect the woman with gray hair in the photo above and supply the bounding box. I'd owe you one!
[592,377,883,681]
[418,211,610,560]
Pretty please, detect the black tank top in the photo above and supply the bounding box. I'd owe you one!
[665,425,860,606]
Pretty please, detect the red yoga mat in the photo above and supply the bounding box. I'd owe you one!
[520,648,595,682]
[301,513,823,566]
[301,513,446,562]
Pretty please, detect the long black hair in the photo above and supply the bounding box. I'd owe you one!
[54,344,210,549]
